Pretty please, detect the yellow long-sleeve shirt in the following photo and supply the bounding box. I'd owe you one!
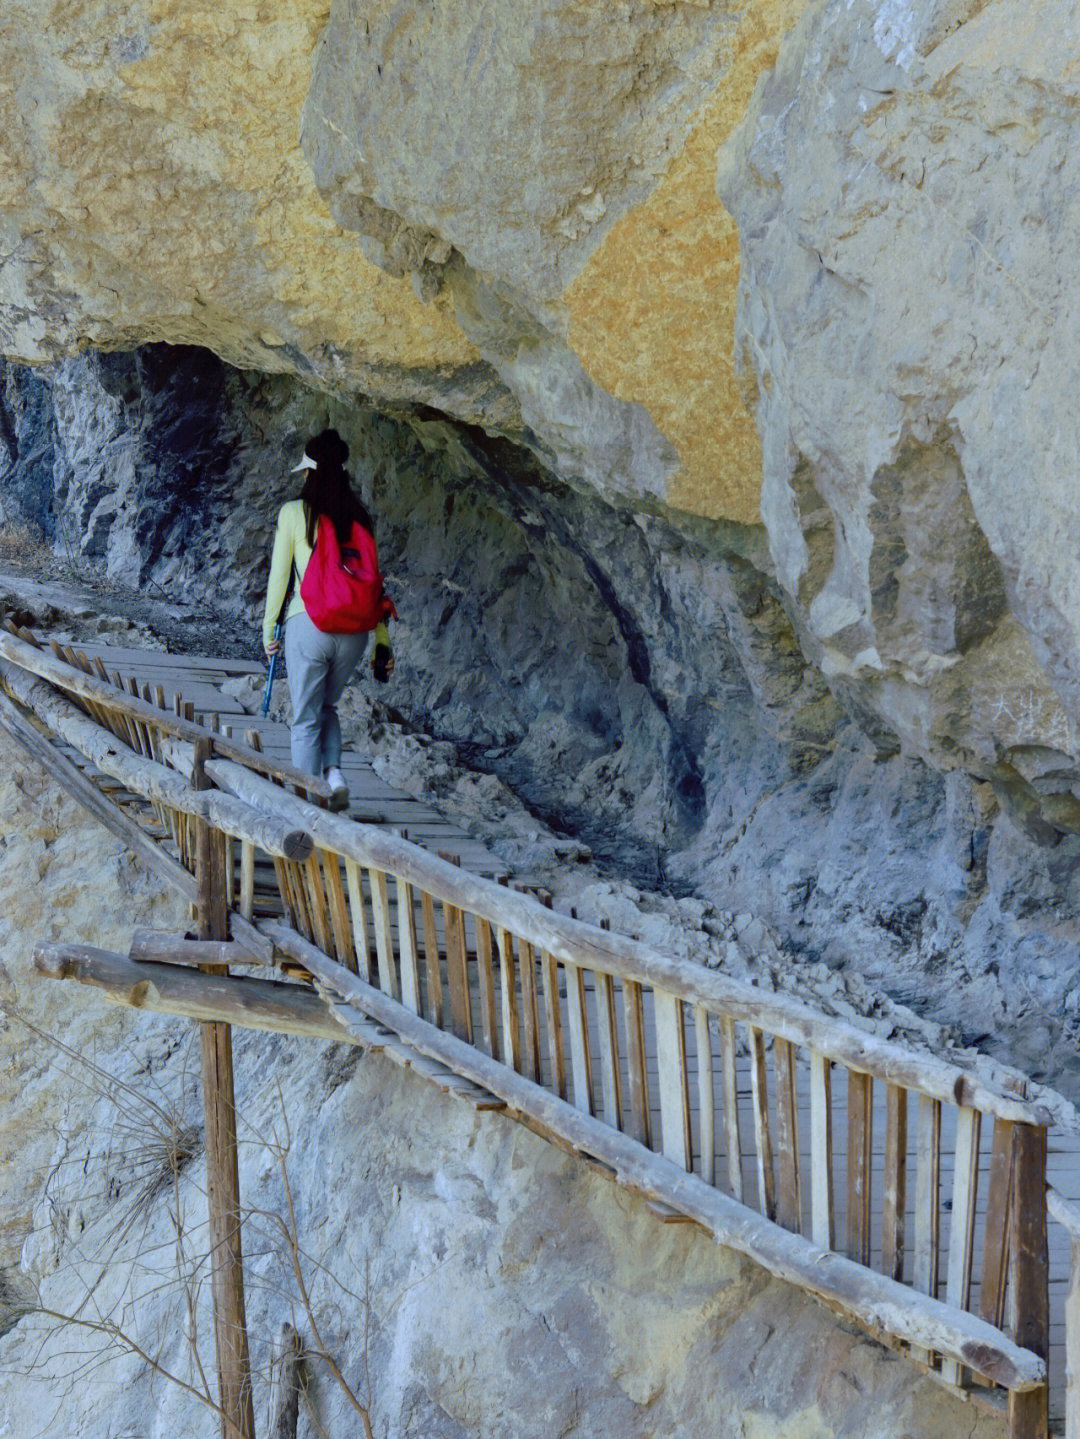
[262,500,312,649]
[262,499,391,652]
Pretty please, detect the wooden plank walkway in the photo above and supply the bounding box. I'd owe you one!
[73,642,510,880]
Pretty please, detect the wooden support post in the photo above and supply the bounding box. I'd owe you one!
[1006,1123,1049,1439]
[192,740,255,1439]
[721,1017,743,1204]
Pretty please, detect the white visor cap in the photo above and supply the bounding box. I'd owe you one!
[291,454,317,472]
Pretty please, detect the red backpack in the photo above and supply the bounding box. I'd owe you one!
[300,514,397,634]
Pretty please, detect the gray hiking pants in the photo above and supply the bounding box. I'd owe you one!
[284,609,367,778]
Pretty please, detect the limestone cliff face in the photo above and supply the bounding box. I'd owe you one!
[0,0,807,522]
[719,0,1080,816]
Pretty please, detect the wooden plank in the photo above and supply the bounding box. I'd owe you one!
[597,974,624,1133]
[720,1016,743,1204]
[421,890,444,1027]
[913,1095,943,1365]
[981,1119,1016,1331]
[264,921,1049,1397]
[942,1105,981,1387]
[846,1070,873,1266]
[623,979,650,1147]
[285,860,314,941]
[129,931,263,968]
[655,991,692,1171]
[518,937,542,1083]
[1007,1123,1050,1438]
[239,841,256,922]
[882,1083,908,1284]
[1066,1233,1080,1439]
[397,877,421,1015]
[540,950,567,1100]
[809,1051,834,1250]
[749,1027,776,1221]
[369,868,399,1000]
[345,860,375,984]
[443,900,472,1044]
[565,961,595,1116]
[35,941,361,1042]
[302,852,334,956]
[773,1037,802,1234]
[320,849,354,969]
[475,917,499,1060]
[496,927,522,1073]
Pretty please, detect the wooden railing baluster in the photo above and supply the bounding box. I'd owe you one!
[496,926,522,1074]
[302,852,334,955]
[518,936,542,1083]
[596,972,624,1132]
[981,1118,1016,1332]
[846,1071,873,1266]
[1008,1123,1049,1439]
[540,949,567,1100]
[749,1027,776,1221]
[321,850,353,967]
[809,1051,834,1249]
[913,1094,943,1365]
[396,876,421,1011]
[565,961,594,1115]
[655,990,692,1171]
[369,868,399,1001]
[443,900,472,1043]
[720,1016,742,1204]
[344,859,375,984]
[882,1083,908,1284]
[420,890,444,1024]
[475,917,499,1060]
[942,1105,981,1386]
[623,979,650,1147]
[773,1037,801,1234]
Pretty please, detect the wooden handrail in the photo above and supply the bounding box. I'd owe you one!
[0,628,333,801]
[0,659,314,861]
[206,757,1047,1127]
[262,919,1047,1394]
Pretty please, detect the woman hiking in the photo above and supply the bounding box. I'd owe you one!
[262,428,394,810]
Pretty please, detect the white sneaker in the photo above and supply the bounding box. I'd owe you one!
[325,766,349,811]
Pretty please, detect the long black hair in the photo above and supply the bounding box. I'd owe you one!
[298,429,374,547]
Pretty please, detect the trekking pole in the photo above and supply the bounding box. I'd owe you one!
[261,622,282,717]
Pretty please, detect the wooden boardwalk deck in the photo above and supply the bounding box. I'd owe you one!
[73,641,510,880]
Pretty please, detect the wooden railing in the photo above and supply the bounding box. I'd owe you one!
[0,626,1061,1438]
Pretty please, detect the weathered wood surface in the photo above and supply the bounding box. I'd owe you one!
[0,628,333,800]
[129,929,264,968]
[33,942,353,1041]
[261,920,1047,1395]
[192,762,1048,1128]
[0,660,315,860]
